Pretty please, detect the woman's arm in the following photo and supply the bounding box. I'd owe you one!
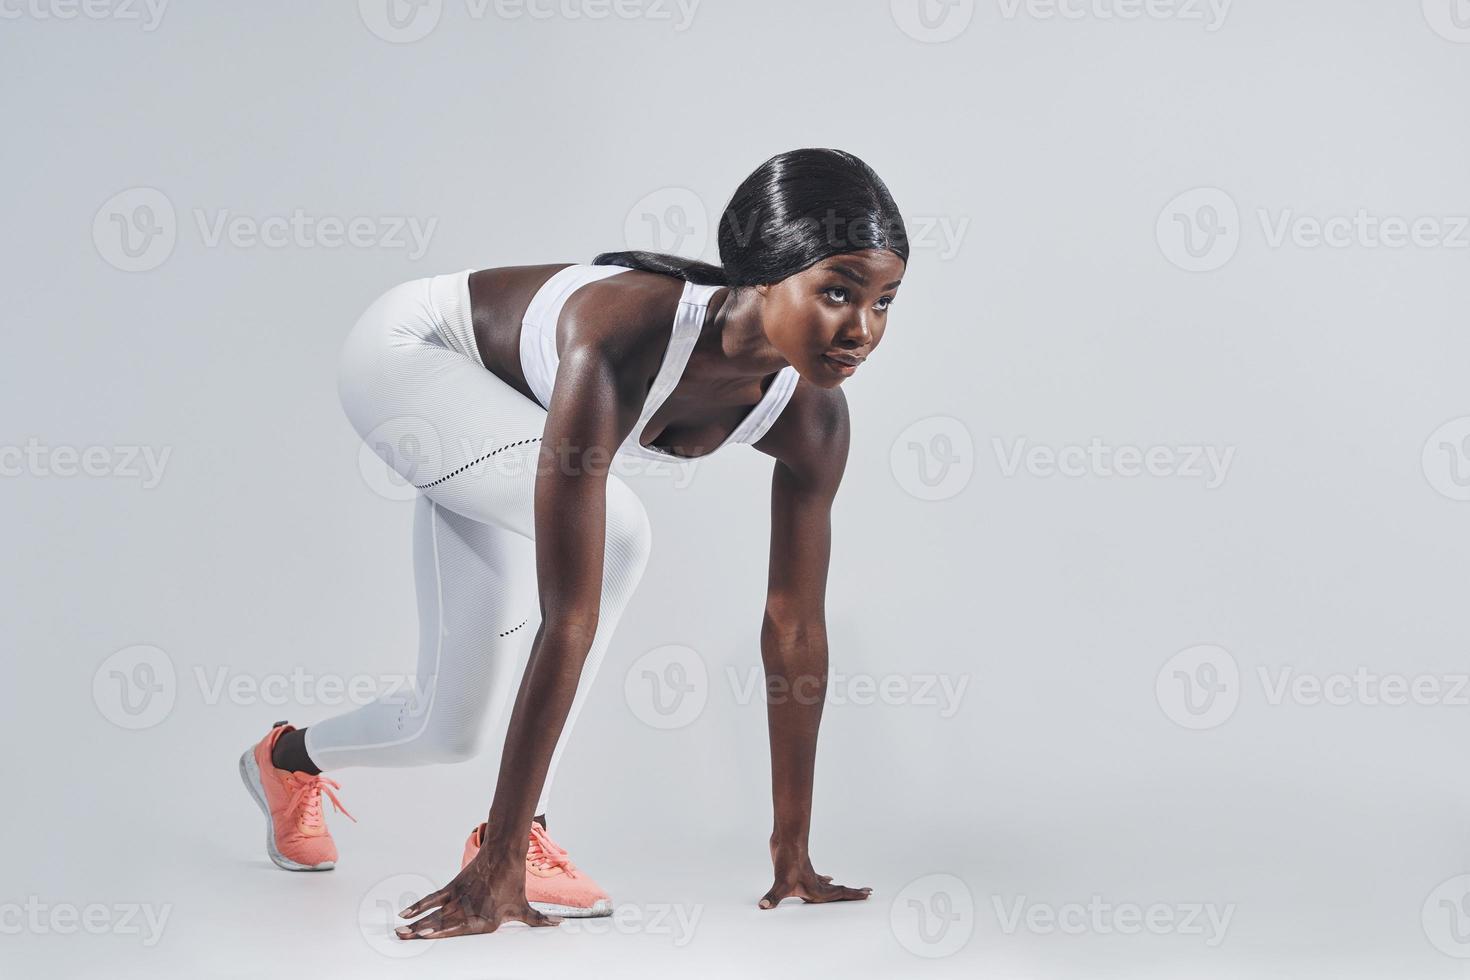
[482,343,628,853]
[398,342,635,939]
[756,381,872,909]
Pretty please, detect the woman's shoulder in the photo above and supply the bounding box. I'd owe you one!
[751,374,849,477]
[469,262,681,341]
[558,266,692,358]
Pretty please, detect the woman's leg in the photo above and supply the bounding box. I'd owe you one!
[302,493,535,769]
[299,272,652,815]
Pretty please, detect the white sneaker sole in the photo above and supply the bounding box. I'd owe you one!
[238,747,335,872]
[530,898,613,918]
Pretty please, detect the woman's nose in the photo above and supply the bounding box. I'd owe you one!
[841,311,874,348]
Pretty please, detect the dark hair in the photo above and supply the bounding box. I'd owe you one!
[593,148,908,288]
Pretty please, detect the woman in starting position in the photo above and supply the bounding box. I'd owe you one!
[237,147,909,939]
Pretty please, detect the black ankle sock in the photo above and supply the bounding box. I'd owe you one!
[534,813,547,830]
[271,727,322,775]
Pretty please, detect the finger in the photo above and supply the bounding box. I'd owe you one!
[396,906,454,939]
[398,887,451,920]
[758,884,789,910]
[817,874,834,883]
[806,884,873,904]
[405,914,495,940]
[515,907,563,928]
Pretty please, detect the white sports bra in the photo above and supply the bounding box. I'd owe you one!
[518,264,801,463]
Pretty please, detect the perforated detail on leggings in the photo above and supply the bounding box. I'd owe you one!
[413,438,542,489]
[498,617,531,638]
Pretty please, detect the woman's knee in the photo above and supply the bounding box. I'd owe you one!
[604,476,653,573]
[429,728,484,764]
[395,699,489,764]
[411,719,485,764]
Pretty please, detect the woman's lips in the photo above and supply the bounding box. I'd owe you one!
[823,353,862,374]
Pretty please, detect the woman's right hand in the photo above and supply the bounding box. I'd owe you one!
[395,849,561,940]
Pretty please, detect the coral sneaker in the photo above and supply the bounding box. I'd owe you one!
[239,720,355,871]
[461,819,612,917]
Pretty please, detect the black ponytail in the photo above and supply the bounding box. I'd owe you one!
[589,249,728,286]
[593,148,908,288]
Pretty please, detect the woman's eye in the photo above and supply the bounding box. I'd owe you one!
[825,287,893,310]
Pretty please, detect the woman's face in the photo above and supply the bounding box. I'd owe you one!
[756,249,906,386]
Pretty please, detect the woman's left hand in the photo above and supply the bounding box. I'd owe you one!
[757,850,872,909]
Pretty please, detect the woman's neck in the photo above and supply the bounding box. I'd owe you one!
[700,285,787,379]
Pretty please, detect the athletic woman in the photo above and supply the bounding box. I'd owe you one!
[237,147,909,939]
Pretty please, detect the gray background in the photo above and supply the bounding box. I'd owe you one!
[3,0,1468,976]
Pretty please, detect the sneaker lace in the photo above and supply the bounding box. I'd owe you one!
[527,822,575,876]
[286,772,357,829]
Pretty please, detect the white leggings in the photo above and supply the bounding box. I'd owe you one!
[305,270,652,815]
